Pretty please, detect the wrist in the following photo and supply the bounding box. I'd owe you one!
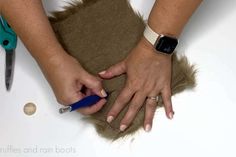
[139,37,156,52]
[143,23,178,55]
[139,37,172,60]
[35,47,72,70]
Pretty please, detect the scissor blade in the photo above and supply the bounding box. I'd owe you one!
[5,49,15,91]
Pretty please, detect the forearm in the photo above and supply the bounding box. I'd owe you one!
[0,0,64,65]
[148,0,202,37]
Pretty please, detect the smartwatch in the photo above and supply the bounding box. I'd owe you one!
[143,24,178,55]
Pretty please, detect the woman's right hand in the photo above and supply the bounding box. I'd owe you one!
[0,0,108,115]
[39,51,107,115]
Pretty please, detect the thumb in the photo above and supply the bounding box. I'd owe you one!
[80,71,107,98]
[98,61,126,79]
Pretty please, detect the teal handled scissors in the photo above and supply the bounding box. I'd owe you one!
[0,16,17,91]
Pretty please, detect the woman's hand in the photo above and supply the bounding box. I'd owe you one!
[99,37,174,132]
[1,0,108,115]
[40,51,107,115]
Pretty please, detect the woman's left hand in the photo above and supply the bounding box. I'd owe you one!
[99,37,174,132]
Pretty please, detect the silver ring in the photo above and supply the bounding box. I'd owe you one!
[147,96,159,102]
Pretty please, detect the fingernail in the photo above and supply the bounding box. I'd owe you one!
[145,124,151,132]
[99,71,106,75]
[120,125,127,131]
[169,112,174,119]
[101,89,107,97]
[106,116,114,123]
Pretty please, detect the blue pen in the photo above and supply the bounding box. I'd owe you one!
[59,95,104,114]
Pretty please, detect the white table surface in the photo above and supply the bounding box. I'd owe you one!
[1,0,236,157]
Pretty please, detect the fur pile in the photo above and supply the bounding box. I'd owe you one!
[49,0,196,140]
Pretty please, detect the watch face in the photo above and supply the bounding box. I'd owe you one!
[155,36,178,54]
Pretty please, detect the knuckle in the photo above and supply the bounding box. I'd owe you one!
[163,98,172,109]
[155,83,162,91]
[147,102,157,109]
[116,97,126,105]
[129,103,140,111]
[127,80,141,91]
[78,110,89,116]
[56,95,66,105]
[108,107,119,117]
[93,80,102,88]
[120,62,126,71]
[164,84,172,91]
[58,95,76,105]
[145,116,153,125]
[107,66,115,74]
[116,91,131,104]
[163,90,172,99]
[108,110,118,117]
[144,83,156,94]
[145,113,152,121]
[56,99,64,105]
[161,85,171,97]
[120,119,130,126]
[108,65,114,71]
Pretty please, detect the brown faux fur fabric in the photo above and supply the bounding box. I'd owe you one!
[49,0,196,140]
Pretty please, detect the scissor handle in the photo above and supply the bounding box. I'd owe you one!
[0,16,17,51]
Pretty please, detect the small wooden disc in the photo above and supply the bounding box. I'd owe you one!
[23,102,37,116]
